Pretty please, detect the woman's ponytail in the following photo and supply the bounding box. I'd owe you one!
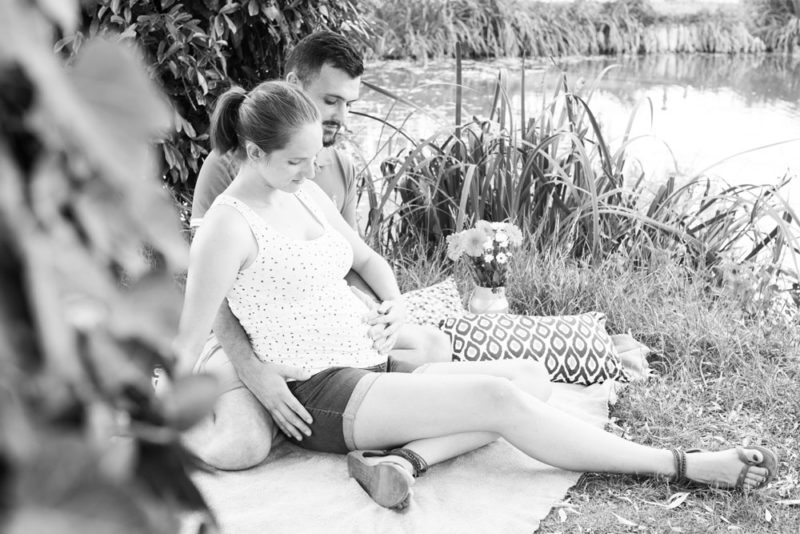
[209,81,319,158]
[209,86,247,153]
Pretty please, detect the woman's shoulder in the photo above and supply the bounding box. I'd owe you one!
[195,195,254,243]
[300,180,337,212]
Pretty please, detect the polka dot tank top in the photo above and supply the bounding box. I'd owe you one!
[210,191,382,374]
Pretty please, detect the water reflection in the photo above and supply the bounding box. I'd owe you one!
[558,54,800,107]
[350,54,800,206]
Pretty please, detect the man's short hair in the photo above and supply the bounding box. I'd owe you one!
[285,30,364,83]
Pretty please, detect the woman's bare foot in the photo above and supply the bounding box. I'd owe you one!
[682,447,777,490]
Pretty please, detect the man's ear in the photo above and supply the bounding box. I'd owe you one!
[286,71,300,86]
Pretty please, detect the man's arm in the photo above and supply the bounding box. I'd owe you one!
[214,299,314,441]
[336,149,358,230]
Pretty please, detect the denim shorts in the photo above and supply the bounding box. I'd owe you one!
[181,333,424,453]
[286,356,421,454]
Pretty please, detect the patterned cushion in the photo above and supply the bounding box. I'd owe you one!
[402,277,465,327]
[439,312,629,385]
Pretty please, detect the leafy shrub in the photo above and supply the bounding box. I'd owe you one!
[61,0,372,204]
[0,0,223,530]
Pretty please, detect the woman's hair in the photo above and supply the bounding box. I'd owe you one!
[209,81,320,155]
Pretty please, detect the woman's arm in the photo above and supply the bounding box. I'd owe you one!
[179,206,315,440]
[173,207,254,375]
[304,182,401,301]
[303,182,406,353]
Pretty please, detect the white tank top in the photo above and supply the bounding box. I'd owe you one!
[209,190,382,374]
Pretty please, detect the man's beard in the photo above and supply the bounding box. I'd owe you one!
[322,121,341,147]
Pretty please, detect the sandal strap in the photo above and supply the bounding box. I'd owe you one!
[388,448,429,478]
[361,448,429,477]
[671,448,687,483]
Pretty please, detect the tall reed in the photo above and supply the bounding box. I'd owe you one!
[359,61,800,294]
[749,0,800,53]
[366,0,768,58]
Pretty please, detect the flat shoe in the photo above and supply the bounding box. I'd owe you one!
[347,450,415,510]
[673,446,779,490]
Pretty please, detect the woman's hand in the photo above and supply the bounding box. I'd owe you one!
[360,294,408,355]
[239,360,314,441]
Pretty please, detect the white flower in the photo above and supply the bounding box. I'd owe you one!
[504,224,523,246]
[476,220,494,236]
[496,252,508,264]
[495,231,508,244]
[491,222,501,230]
[483,253,494,263]
[483,238,494,250]
[463,228,489,257]
[446,233,465,261]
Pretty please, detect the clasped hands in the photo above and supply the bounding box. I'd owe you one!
[351,286,407,355]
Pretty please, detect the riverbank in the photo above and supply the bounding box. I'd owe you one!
[364,0,797,58]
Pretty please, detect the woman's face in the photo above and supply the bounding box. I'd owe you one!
[254,121,323,192]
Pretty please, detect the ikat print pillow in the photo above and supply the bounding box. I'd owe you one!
[439,312,629,385]
[402,277,465,327]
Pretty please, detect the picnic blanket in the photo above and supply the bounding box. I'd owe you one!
[191,379,620,534]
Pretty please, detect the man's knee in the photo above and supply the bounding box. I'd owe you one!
[509,360,552,402]
[191,388,275,470]
[420,326,452,363]
[201,427,272,471]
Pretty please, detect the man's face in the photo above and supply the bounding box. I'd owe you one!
[298,63,361,147]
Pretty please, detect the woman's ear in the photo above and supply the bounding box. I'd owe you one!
[245,141,263,162]
[286,71,299,86]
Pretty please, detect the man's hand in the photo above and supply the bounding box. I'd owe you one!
[351,287,407,355]
[239,360,314,441]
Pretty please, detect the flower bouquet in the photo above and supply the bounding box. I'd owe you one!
[446,220,523,291]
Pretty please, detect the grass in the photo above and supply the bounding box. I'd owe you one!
[392,244,800,533]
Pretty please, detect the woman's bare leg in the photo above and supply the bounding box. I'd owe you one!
[352,373,769,487]
[346,360,554,509]
[396,360,552,465]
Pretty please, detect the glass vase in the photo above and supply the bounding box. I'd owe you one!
[468,286,509,314]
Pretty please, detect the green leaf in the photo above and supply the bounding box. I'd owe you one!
[248,0,259,17]
[62,40,187,269]
[264,5,279,21]
[35,0,79,33]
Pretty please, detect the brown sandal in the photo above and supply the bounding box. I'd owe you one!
[346,448,428,510]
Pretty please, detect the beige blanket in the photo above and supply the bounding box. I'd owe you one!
[192,380,617,534]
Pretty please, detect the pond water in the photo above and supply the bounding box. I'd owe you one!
[349,54,800,209]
